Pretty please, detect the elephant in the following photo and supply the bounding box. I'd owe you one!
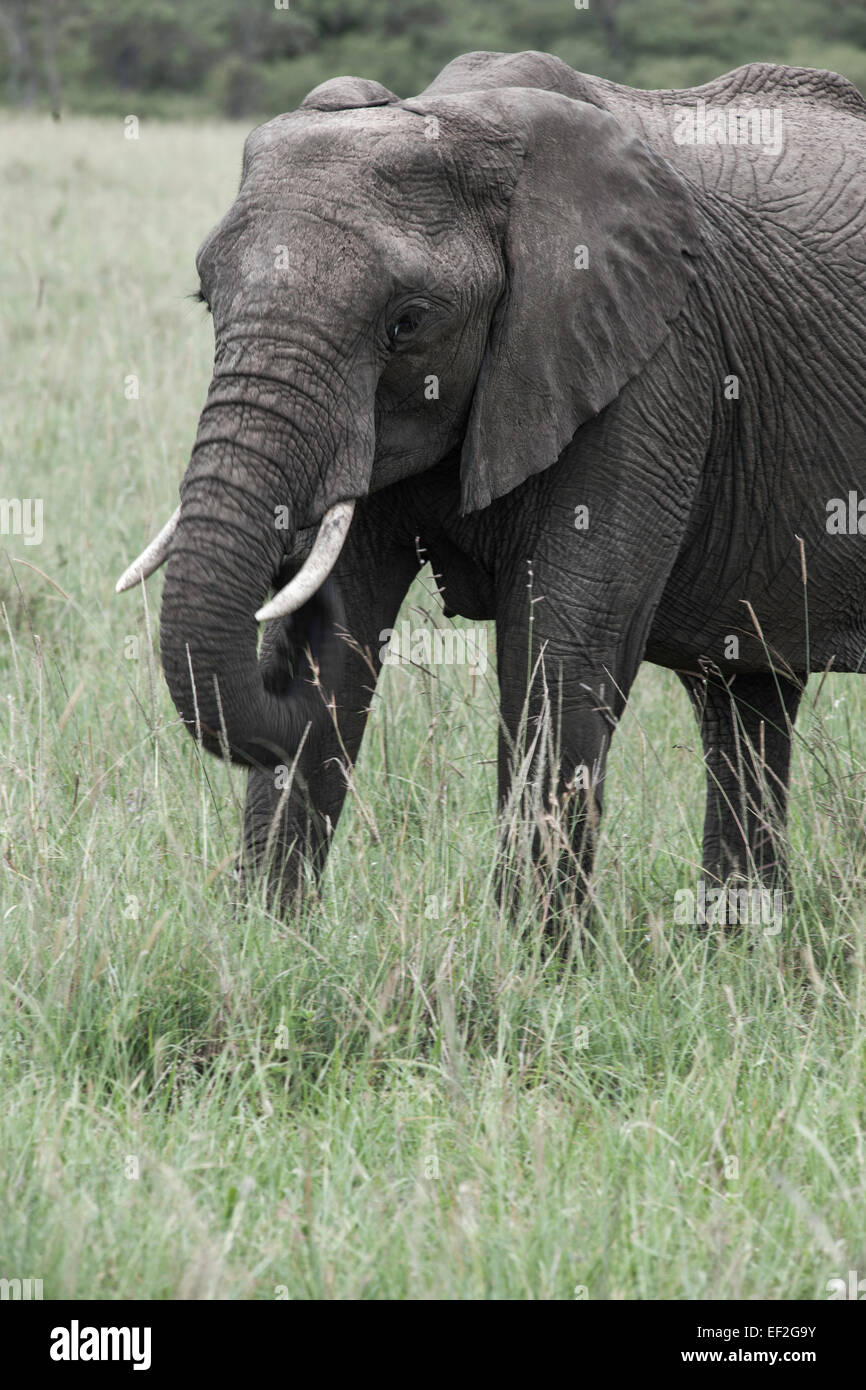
[117,50,866,926]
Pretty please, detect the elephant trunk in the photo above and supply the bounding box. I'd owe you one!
[160,516,283,768]
[159,374,372,767]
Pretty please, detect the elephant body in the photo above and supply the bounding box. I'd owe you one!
[121,52,866,919]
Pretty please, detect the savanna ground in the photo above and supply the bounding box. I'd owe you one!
[1,115,865,1300]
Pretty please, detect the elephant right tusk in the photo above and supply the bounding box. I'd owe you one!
[115,507,180,593]
[256,500,355,622]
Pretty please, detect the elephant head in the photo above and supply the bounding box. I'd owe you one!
[117,70,697,768]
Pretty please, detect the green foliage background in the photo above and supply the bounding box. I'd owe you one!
[3,0,866,120]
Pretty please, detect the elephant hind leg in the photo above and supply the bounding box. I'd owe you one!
[679,669,805,886]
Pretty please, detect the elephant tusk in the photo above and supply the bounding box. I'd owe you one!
[256,500,355,622]
[115,507,180,593]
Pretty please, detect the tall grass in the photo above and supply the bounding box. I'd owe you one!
[1,115,865,1299]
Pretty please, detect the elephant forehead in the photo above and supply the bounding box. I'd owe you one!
[242,107,444,191]
[198,110,491,291]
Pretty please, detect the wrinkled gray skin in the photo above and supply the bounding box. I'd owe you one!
[154,51,866,921]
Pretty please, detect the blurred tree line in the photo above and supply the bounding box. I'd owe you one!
[3,0,866,120]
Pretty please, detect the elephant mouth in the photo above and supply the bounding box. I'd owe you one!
[254,500,355,622]
[258,572,346,698]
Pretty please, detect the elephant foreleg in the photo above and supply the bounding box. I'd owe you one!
[494,441,706,932]
[495,673,612,930]
[241,511,418,914]
[495,601,631,935]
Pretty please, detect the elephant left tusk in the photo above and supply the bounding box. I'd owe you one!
[256,500,355,622]
[115,507,180,593]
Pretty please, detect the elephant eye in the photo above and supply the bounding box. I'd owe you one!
[388,302,429,348]
[193,287,211,314]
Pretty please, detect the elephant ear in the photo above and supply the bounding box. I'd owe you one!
[301,77,400,111]
[455,89,699,513]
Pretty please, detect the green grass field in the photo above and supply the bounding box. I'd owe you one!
[2,114,866,1300]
